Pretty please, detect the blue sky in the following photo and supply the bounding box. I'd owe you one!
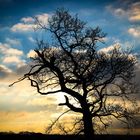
[0,0,140,133]
[0,0,140,54]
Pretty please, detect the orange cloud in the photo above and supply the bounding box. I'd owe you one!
[129,2,140,22]
[27,49,37,58]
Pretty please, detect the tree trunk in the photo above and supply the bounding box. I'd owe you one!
[83,108,94,140]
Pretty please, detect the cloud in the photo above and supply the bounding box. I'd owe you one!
[113,8,126,17]
[0,42,23,56]
[129,2,140,22]
[0,42,9,52]
[11,13,49,33]
[21,17,34,23]
[99,43,120,53]
[0,65,12,78]
[0,65,12,74]
[26,96,57,107]
[15,64,29,76]
[5,48,23,56]
[106,5,128,19]
[11,23,36,32]
[0,41,25,67]
[128,27,140,37]
[36,13,49,25]
[27,49,37,58]
[5,38,21,46]
[21,13,49,25]
[106,2,140,22]
[3,56,25,65]
[28,36,35,43]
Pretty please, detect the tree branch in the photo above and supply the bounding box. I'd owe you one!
[59,95,83,113]
[46,109,70,134]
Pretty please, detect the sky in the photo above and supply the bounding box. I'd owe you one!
[0,0,140,134]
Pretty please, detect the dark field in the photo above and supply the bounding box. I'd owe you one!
[0,133,140,140]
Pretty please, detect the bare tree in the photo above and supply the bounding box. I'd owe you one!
[11,8,139,139]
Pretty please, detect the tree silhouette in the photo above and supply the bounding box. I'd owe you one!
[11,8,139,139]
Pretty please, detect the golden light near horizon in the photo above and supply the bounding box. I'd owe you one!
[0,68,140,134]
[0,75,76,133]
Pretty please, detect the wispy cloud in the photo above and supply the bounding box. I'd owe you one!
[0,65,12,73]
[0,64,12,78]
[5,38,21,46]
[21,17,35,23]
[106,1,140,22]
[129,2,140,22]
[128,27,140,37]
[106,5,128,19]
[26,96,56,107]
[28,36,35,43]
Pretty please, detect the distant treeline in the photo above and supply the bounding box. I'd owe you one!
[0,132,139,140]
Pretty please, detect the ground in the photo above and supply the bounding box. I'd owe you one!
[0,132,139,140]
